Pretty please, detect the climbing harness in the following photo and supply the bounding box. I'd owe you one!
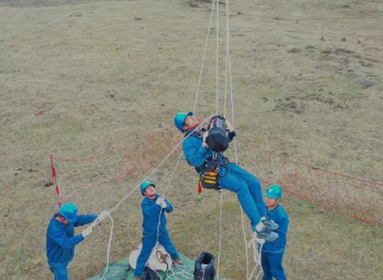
[198,170,219,192]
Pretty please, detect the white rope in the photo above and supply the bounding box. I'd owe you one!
[92,116,214,277]
[100,214,114,280]
[216,0,220,115]
[248,238,263,280]
[156,153,184,245]
[106,115,213,218]
[192,0,216,114]
[166,262,195,279]
[92,116,213,222]
[224,0,229,118]
[89,1,219,273]
[216,189,224,279]
[240,203,250,279]
[85,0,257,278]
[162,153,184,196]
[223,0,251,278]
[214,1,225,278]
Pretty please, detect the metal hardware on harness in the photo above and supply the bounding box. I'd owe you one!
[199,169,220,191]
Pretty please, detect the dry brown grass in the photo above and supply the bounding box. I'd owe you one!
[1,0,383,279]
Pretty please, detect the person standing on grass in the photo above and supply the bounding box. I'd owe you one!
[261,185,289,280]
[46,202,108,280]
[134,181,183,280]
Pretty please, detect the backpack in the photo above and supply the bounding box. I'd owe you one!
[194,252,216,280]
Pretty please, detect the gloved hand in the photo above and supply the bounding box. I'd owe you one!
[253,232,265,245]
[156,195,164,205]
[82,226,93,238]
[161,200,168,209]
[202,130,209,148]
[156,196,167,209]
[96,210,110,222]
[225,120,234,132]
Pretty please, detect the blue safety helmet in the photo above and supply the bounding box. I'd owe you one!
[265,184,282,199]
[140,181,155,195]
[174,112,193,132]
[59,202,78,223]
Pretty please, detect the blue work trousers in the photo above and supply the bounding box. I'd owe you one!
[218,163,266,230]
[261,251,287,280]
[49,262,69,280]
[134,229,179,277]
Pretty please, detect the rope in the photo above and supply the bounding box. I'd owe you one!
[223,0,251,278]
[166,262,195,279]
[248,238,264,280]
[192,0,216,114]
[224,0,229,118]
[216,189,224,279]
[91,116,214,277]
[105,115,213,218]
[215,1,224,278]
[99,214,114,280]
[216,0,220,115]
[65,0,257,278]
[156,153,183,245]
[91,1,220,274]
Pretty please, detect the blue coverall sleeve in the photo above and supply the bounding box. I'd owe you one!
[277,215,289,243]
[143,203,161,216]
[48,228,84,249]
[183,139,208,167]
[164,199,173,213]
[74,214,98,227]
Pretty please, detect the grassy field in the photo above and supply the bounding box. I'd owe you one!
[1,0,383,279]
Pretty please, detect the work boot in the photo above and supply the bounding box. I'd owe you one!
[262,218,279,231]
[174,258,184,266]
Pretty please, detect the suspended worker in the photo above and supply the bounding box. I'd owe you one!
[174,112,278,241]
[261,185,289,280]
[46,202,109,280]
[134,181,183,280]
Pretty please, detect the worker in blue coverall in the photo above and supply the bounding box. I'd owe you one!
[261,185,289,280]
[174,112,279,241]
[46,202,109,280]
[134,181,183,280]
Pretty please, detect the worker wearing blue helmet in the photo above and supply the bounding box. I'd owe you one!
[261,185,289,280]
[174,112,279,242]
[134,181,183,280]
[46,203,108,280]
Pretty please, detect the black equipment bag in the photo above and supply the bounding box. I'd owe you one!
[193,252,216,280]
[207,116,229,152]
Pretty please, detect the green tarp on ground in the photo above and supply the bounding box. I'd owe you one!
[89,254,198,280]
